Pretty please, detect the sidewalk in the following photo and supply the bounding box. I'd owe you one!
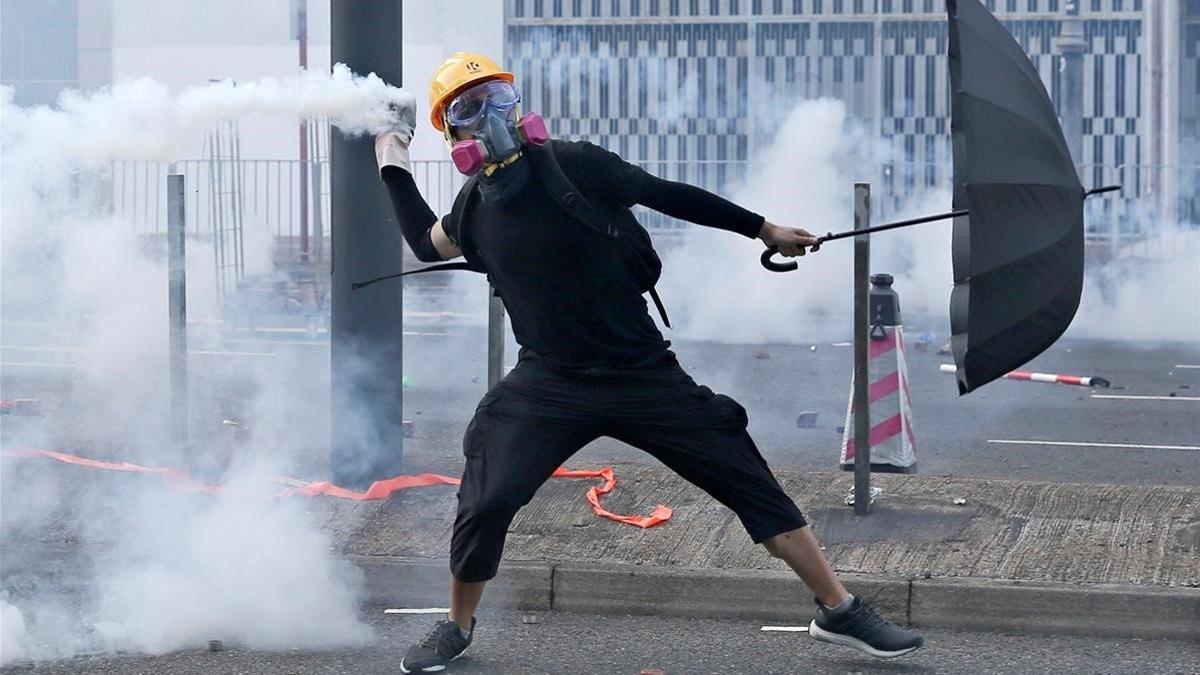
[3,458,1196,640]
[331,464,1200,640]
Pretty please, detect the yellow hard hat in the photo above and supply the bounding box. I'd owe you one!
[429,52,515,132]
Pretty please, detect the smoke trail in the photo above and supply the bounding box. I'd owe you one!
[1,64,412,170]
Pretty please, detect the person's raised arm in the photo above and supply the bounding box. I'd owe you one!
[375,101,462,262]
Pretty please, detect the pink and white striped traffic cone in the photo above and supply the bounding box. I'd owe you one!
[839,325,917,473]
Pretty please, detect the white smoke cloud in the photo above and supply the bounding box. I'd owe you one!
[657,97,1198,345]
[1,67,409,665]
[657,98,956,344]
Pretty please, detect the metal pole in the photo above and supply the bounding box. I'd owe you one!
[853,182,871,516]
[296,0,310,261]
[487,290,506,389]
[167,174,188,459]
[330,0,405,488]
[1056,3,1085,167]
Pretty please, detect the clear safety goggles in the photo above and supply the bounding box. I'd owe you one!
[446,80,521,129]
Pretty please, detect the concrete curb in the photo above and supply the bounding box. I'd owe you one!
[351,556,1200,641]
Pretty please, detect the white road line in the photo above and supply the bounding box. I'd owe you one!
[383,608,449,615]
[1091,394,1200,402]
[988,439,1200,452]
[761,626,809,632]
[1174,364,1200,369]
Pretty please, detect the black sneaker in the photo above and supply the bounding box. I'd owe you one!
[808,597,924,658]
[399,617,475,673]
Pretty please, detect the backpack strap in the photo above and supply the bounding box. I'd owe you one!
[448,174,484,265]
[648,287,670,329]
[527,142,670,328]
[526,143,617,239]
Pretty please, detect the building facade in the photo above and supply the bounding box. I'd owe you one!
[505,0,1195,227]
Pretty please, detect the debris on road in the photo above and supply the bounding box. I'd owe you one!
[938,363,1111,388]
[953,498,967,505]
[0,399,42,416]
[208,640,223,652]
[521,613,541,625]
[911,331,937,352]
[752,350,770,360]
[795,411,818,428]
[844,486,882,506]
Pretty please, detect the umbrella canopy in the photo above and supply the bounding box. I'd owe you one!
[946,0,1086,394]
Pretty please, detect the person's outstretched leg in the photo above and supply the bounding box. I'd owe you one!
[762,526,847,606]
[605,362,923,658]
[402,365,599,674]
[449,578,486,632]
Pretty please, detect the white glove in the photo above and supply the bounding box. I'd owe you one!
[375,132,412,177]
[375,91,417,177]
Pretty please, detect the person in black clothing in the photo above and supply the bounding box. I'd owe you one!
[381,53,923,673]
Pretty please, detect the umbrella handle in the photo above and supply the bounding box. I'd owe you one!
[760,245,798,272]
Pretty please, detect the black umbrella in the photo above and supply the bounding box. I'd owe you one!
[946,0,1117,393]
[761,0,1117,395]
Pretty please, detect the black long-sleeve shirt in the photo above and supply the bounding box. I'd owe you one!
[383,140,765,367]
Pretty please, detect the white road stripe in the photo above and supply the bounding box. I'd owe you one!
[988,439,1200,452]
[761,626,809,632]
[1174,364,1200,369]
[384,608,450,615]
[1091,394,1200,402]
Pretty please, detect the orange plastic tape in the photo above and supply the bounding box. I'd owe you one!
[4,448,671,529]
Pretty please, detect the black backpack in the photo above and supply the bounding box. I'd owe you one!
[357,141,670,327]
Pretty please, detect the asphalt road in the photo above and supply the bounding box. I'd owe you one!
[4,608,1197,674]
[2,317,1197,486]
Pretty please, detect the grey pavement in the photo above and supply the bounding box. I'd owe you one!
[3,608,1198,674]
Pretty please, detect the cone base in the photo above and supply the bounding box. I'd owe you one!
[840,462,917,474]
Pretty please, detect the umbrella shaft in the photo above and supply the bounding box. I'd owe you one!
[819,209,969,243]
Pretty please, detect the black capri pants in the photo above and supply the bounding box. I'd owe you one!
[450,349,808,583]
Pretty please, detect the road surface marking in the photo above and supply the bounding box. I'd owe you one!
[1091,394,1200,402]
[384,608,449,615]
[1174,364,1200,369]
[988,439,1200,452]
[761,626,809,632]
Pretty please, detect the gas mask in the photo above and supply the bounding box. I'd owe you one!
[444,80,547,175]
